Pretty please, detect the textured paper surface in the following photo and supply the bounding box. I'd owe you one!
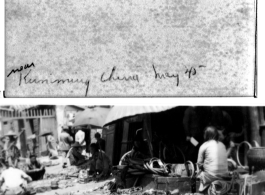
[5,0,256,97]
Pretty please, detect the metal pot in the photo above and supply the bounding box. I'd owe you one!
[247,147,265,173]
[237,141,265,174]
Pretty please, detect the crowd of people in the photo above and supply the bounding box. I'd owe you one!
[0,107,245,194]
[0,126,111,195]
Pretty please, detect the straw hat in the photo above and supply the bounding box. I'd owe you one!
[62,125,71,131]
[3,130,18,139]
[39,129,53,137]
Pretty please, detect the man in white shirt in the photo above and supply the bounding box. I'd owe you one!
[0,163,32,195]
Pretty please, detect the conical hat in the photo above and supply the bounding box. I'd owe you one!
[39,129,53,137]
[3,130,18,138]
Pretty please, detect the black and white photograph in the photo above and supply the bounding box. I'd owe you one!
[0,105,265,195]
[0,0,265,195]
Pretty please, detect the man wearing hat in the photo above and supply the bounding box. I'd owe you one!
[59,125,74,167]
[2,130,21,168]
[25,154,45,181]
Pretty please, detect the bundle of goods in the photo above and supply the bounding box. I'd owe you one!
[45,173,66,180]
[57,183,115,195]
[44,166,80,179]
[28,178,77,193]
[143,158,169,176]
[92,181,116,194]
[168,161,195,178]
[142,189,172,195]
[112,186,143,195]
[125,158,169,176]
[78,169,93,184]
[58,179,76,189]
[41,160,60,167]
[28,178,55,193]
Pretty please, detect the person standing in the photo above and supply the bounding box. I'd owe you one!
[2,131,21,168]
[59,126,73,167]
[25,154,45,181]
[183,107,207,163]
[95,132,106,152]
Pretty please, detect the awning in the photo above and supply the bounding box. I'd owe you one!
[104,106,177,126]
[74,107,111,128]
[9,105,38,111]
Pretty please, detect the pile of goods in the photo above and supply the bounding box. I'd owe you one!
[78,169,93,184]
[125,158,169,176]
[118,157,194,178]
[27,166,81,193]
[54,181,116,195]
[27,177,76,193]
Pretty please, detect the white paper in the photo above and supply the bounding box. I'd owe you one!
[190,137,199,147]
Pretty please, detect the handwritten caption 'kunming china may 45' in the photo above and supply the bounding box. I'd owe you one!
[7,62,206,97]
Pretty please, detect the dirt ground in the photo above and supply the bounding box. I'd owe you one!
[34,156,113,195]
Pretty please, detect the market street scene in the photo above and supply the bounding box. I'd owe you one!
[0,105,265,195]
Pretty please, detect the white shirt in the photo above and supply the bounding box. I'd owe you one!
[0,167,30,190]
[197,140,228,175]
[75,130,86,146]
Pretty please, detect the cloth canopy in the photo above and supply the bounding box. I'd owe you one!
[74,107,111,128]
[104,106,176,126]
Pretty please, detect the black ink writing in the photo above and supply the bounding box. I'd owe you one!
[7,62,35,77]
[8,62,207,96]
[21,69,49,85]
[152,64,179,86]
[101,66,139,82]
[185,65,206,78]
[19,69,90,97]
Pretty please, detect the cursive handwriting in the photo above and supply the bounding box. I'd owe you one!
[19,69,90,97]
[185,65,206,78]
[152,64,179,86]
[7,62,35,77]
[101,66,139,82]
[8,62,207,97]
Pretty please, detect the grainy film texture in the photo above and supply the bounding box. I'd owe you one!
[5,0,256,97]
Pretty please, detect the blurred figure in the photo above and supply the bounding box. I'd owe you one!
[0,161,32,195]
[2,131,21,168]
[116,129,150,188]
[95,132,106,152]
[26,154,45,181]
[67,142,87,166]
[46,134,59,160]
[40,129,58,160]
[0,138,4,164]
[75,130,86,146]
[120,128,150,165]
[88,143,111,181]
[183,107,207,163]
[59,125,73,167]
[197,126,229,193]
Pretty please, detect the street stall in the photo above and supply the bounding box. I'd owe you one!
[72,106,111,154]
[102,106,203,194]
[1,106,265,195]
[100,106,265,195]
